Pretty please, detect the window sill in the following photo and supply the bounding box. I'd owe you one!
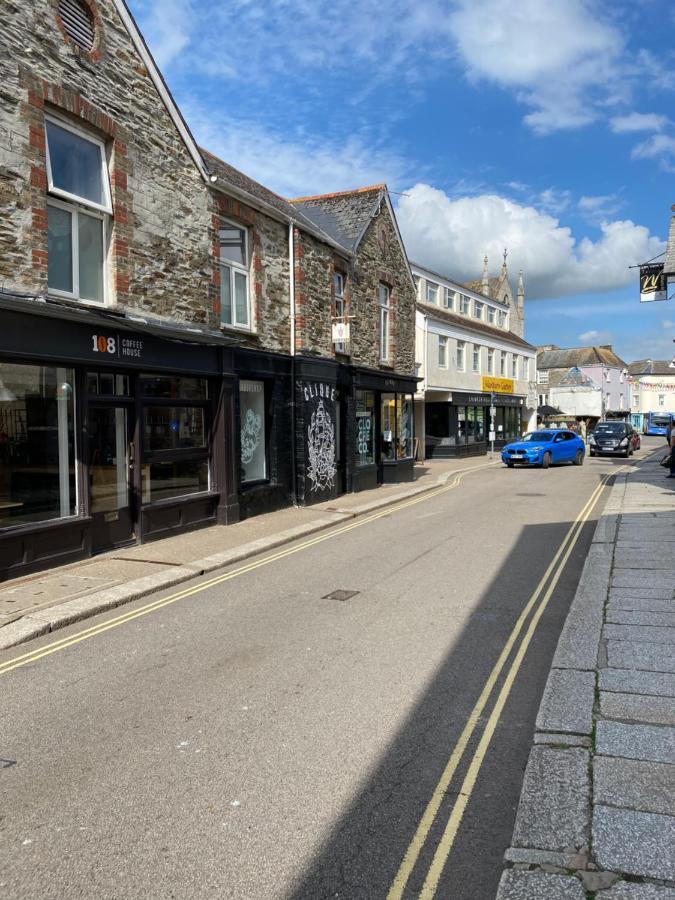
[220,324,257,338]
[141,490,217,509]
[47,292,109,310]
[0,514,90,535]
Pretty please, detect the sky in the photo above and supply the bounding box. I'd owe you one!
[127,0,675,363]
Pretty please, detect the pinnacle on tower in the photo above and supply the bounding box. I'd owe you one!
[482,255,489,294]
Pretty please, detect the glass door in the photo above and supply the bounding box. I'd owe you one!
[89,404,134,551]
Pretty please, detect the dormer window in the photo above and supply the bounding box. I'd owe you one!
[487,306,496,325]
[426,281,439,304]
[459,294,470,315]
[219,220,250,329]
[46,117,111,305]
[473,300,483,320]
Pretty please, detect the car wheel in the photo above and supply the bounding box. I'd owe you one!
[573,450,584,466]
[590,450,596,457]
[541,452,551,469]
[506,462,514,468]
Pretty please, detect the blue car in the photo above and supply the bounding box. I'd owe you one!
[501,430,585,469]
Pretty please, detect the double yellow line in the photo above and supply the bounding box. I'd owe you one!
[387,472,612,899]
[0,462,494,678]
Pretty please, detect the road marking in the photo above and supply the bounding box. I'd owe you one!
[0,462,496,677]
[387,472,612,900]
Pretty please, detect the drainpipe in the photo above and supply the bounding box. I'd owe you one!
[289,222,298,505]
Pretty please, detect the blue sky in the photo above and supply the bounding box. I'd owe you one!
[128,0,675,363]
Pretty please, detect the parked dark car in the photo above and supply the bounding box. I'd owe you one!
[589,421,640,458]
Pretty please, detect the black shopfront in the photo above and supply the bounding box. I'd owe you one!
[293,358,416,506]
[425,391,525,458]
[0,298,239,581]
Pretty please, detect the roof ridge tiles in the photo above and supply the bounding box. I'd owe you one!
[288,184,387,203]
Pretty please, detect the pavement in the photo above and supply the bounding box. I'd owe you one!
[0,455,496,651]
[496,449,675,900]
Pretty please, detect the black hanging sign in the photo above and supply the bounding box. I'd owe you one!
[640,263,668,303]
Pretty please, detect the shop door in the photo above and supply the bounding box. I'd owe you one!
[89,404,135,552]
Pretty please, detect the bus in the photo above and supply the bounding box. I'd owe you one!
[643,411,673,436]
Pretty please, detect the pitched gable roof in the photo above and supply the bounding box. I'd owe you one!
[628,359,675,376]
[537,346,627,370]
[290,185,385,252]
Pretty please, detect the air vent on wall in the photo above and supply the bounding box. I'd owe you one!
[58,0,95,52]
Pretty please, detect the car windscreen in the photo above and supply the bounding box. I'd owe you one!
[594,423,626,434]
[522,432,554,442]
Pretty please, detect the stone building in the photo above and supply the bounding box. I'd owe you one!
[0,0,418,579]
[464,253,525,339]
[290,186,418,501]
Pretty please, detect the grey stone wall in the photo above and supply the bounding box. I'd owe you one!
[0,0,212,324]
[294,206,416,376]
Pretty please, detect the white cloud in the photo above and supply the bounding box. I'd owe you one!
[538,188,572,216]
[181,102,410,198]
[396,183,665,301]
[662,320,675,329]
[578,329,612,343]
[447,0,624,133]
[578,194,623,223]
[609,112,668,133]
[631,134,675,170]
[132,0,193,68]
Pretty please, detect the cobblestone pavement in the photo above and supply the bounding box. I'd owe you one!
[497,451,675,900]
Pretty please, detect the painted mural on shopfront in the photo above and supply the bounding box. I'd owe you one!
[302,382,337,495]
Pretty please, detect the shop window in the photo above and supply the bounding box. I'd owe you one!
[397,395,414,459]
[87,371,130,397]
[0,362,76,527]
[457,406,467,442]
[240,380,267,483]
[45,117,111,305]
[355,390,375,466]
[220,219,250,329]
[379,283,391,361]
[381,393,396,461]
[140,375,210,502]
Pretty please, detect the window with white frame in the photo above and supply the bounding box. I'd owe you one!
[333,271,346,353]
[498,310,506,328]
[487,306,496,325]
[413,275,420,297]
[537,369,549,385]
[444,287,455,310]
[473,300,484,320]
[438,335,448,368]
[45,117,112,304]
[659,394,665,407]
[459,294,470,315]
[511,354,518,378]
[426,281,439,304]
[219,220,250,328]
[539,393,548,406]
[379,283,391,361]
[500,351,507,376]
[456,340,466,371]
[472,344,481,372]
[487,348,495,374]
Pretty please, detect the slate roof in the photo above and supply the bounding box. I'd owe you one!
[537,346,627,370]
[201,149,347,250]
[289,185,385,253]
[411,262,509,306]
[558,367,597,387]
[463,276,510,306]
[628,359,675,376]
[417,301,536,351]
[665,209,675,275]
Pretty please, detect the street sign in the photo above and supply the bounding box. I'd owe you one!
[489,406,496,417]
[489,431,496,442]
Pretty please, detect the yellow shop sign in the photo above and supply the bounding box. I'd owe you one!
[481,376,514,394]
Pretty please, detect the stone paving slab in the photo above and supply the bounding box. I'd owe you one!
[596,720,675,764]
[535,668,595,735]
[607,639,675,673]
[615,553,675,569]
[594,755,675,816]
[600,690,675,726]
[593,804,675,881]
[533,732,591,748]
[607,598,675,614]
[607,608,675,626]
[599,668,675,697]
[612,571,675,589]
[610,586,675,601]
[593,514,619,544]
[603,885,675,900]
[604,623,675,644]
[495,870,586,900]
[511,747,590,853]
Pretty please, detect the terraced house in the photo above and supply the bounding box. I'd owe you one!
[413,257,537,458]
[0,0,417,580]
